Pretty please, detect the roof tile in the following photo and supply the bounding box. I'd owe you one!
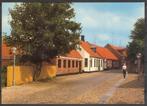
[96,46,118,60]
[80,41,101,58]
[66,50,82,59]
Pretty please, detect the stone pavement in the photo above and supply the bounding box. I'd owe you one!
[2,69,144,104]
[99,79,124,104]
[108,74,144,104]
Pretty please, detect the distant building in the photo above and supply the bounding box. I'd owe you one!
[94,45,119,69]
[105,44,128,68]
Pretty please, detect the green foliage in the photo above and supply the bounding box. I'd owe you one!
[127,18,145,62]
[4,3,81,80]
[1,66,7,73]
[4,3,81,65]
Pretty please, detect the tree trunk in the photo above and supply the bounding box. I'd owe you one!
[50,57,56,65]
[33,63,42,81]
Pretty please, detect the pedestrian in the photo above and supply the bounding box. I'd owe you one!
[122,63,128,79]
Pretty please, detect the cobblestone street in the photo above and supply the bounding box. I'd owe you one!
[2,69,144,104]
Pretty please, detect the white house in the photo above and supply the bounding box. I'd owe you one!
[89,43,104,71]
[77,41,101,72]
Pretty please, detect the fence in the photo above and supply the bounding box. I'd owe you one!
[7,65,57,87]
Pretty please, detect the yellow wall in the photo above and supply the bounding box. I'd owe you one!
[7,65,57,87]
[38,65,57,80]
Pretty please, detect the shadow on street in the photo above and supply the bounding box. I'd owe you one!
[119,79,144,88]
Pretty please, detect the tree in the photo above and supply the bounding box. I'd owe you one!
[127,18,145,62]
[4,3,81,80]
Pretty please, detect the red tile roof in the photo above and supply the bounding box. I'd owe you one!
[80,41,101,58]
[66,50,82,59]
[108,44,125,51]
[106,44,128,57]
[95,46,118,60]
[2,43,13,59]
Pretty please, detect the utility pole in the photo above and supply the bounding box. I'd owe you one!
[12,47,17,86]
[136,53,142,80]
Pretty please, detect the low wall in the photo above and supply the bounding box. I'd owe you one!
[7,65,57,87]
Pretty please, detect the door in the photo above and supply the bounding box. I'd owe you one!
[79,61,82,73]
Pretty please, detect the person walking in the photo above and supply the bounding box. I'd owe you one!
[122,63,127,79]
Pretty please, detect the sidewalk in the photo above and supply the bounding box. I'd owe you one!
[108,73,144,104]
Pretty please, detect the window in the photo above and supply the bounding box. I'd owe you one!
[63,60,66,68]
[58,59,62,68]
[84,58,88,67]
[94,59,96,67]
[101,60,103,67]
[72,60,75,68]
[100,59,101,67]
[76,61,78,67]
[68,60,71,68]
[98,59,100,67]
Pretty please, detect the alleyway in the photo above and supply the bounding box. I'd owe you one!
[2,69,144,104]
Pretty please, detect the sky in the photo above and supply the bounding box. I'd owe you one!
[2,2,144,47]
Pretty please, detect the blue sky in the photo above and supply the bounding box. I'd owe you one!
[2,2,144,47]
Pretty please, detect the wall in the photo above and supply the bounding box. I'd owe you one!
[56,57,82,75]
[106,60,112,69]
[7,65,57,87]
[89,57,99,72]
[77,46,90,72]
[7,66,33,87]
[112,61,120,68]
[100,59,104,71]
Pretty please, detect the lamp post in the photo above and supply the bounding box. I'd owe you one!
[29,37,32,53]
[12,47,17,86]
[136,53,142,72]
[136,52,142,80]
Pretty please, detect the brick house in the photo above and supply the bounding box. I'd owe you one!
[1,43,13,66]
[94,45,119,69]
[56,50,83,75]
[105,44,128,68]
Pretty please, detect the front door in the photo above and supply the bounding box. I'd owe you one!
[79,61,82,73]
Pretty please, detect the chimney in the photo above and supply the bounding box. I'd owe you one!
[81,35,85,41]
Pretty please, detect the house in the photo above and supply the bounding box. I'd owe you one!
[56,50,83,75]
[1,42,13,66]
[105,44,128,68]
[94,45,119,69]
[77,40,102,72]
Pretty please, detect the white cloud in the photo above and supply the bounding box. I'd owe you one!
[73,4,144,47]
[94,33,131,47]
[95,34,110,41]
[137,6,144,18]
[74,6,144,33]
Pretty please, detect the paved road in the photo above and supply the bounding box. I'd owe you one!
[2,69,123,104]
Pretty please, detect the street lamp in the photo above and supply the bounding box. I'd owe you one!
[29,37,32,53]
[136,52,142,79]
[11,47,17,86]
